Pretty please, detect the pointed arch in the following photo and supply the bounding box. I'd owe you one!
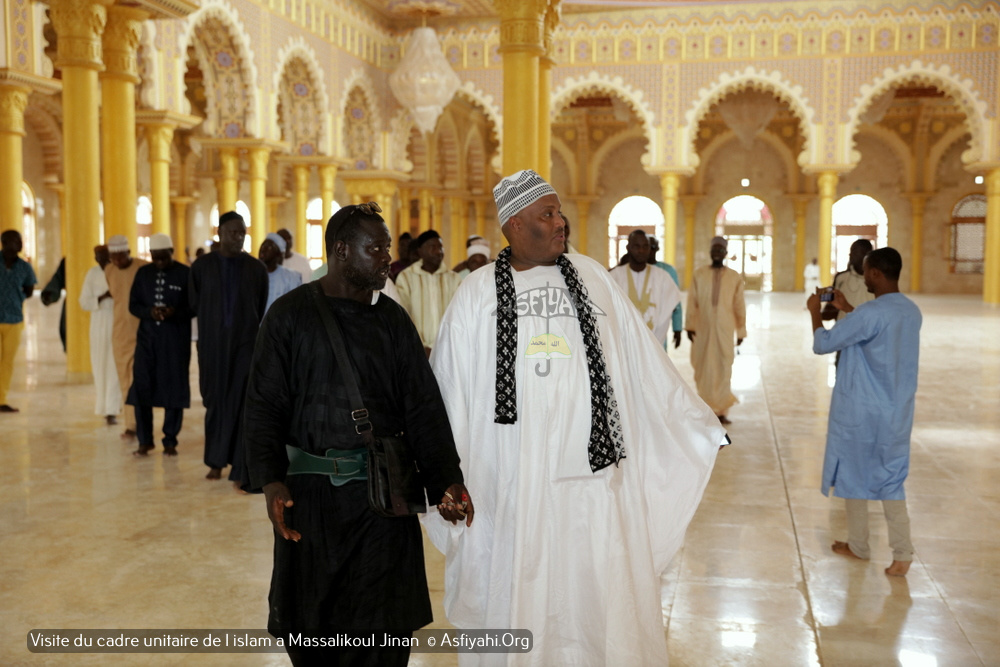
[24,96,63,180]
[846,59,989,166]
[464,127,486,195]
[436,110,460,190]
[927,125,973,192]
[274,39,331,156]
[682,66,816,173]
[337,69,385,135]
[178,0,261,138]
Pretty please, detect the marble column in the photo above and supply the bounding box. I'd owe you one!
[659,173,680,265]
[496,0,546,175]
[0,85,29,233]
[319,164,336,262]
[449,196,466,265]
[681,196,700,289]
[247,147,269,252]
[49,0,111,377]
[575,198,591,257]
[144,123,174,236]
[984,168,1000,304]
[293,164,310,259]
[170,197,193,261]
[817,171,839,286]
[218,147,239,213]
[419,188,432,232]
[908,193,928,293]
[100,5,146,246]
[790,196,811,292]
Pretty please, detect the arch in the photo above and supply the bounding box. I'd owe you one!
[24,97,63,179]
[455,82,502,174]
[178,0,261,138]
[846,59,989,166]
[551,71,656,167]
[855,124,915,192]
[681,65,816,172]
[342,85,377,170]
[927,125,973,192]
[549,135,579,194]
[407,126,429,183]
[588,126,648,195]
[274,38,331,156]
[136,20,159,109]
[337,69,385,135]
[435,110,460,189]
[464,128,486,195]
[692,129,799,194]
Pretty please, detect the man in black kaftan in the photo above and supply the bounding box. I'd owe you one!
[190,212,268,482]
[244,203,473,667]
[127,234,192,456]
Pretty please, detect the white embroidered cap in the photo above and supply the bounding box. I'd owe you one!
[107,235,130,253]
[149,233,173,251]
[493,169,557,227]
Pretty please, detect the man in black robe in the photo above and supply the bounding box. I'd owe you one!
[190,211,268,482]
[244,203,473,667]
[127,233,192,457]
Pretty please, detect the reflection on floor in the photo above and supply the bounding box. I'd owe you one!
[2,293,998,666]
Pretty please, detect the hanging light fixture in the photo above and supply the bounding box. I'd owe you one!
[389,7,460,135]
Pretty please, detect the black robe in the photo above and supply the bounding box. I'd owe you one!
[126,262,192,408]
[189,252,268,481]
[244,285,463,634]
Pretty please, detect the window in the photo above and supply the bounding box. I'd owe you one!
[210,202,253,253]
[136,196,153,260]
[950,194,985,274]
[607,196,663,268]
[832,195,888,272]
[715,195,773,292]
[21,184,36,264]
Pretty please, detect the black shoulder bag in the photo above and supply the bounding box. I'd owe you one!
[308,283,427,517]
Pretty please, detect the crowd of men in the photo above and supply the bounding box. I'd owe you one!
[0,175,922,663]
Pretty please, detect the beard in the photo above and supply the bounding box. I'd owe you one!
[344,263,387,292]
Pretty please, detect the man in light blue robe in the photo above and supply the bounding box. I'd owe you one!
[807,247,921,577]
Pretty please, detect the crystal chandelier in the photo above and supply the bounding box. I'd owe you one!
[389,25,461,135]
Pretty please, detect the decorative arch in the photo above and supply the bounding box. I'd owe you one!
[274,39,330,156]
[846,59,989,166]
[337,69,385,135]
[136,20,159,109]
[855,124,916,192]
[588,126,648,195]
[927,125,973,192]
[178,0,261,138]
[435,111,460,189]
[455,82,502,174]
[551,71,656,166]
[693,129,799,194]
[24,97,63,179]
[342,85,377,170]
[464,128,486,195]
[549,136,579,194]
[682,65,816,172]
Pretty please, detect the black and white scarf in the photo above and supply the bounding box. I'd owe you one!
[493,247,625,472]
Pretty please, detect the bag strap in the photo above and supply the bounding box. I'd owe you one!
[307,282,374,443]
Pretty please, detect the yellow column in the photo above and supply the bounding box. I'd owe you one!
[0,85,29,233]
[247,147,269,252]
[537,55,553,180]
[293,163,309,255]
[319,164,336,262]
[984,168,1000,304]
[170,197,192,262]
[100,5,146,246]
[144,123,174,236]
[576,199,591,257]
[377,185,398,245]
[398,187,412,237]
[218,147,239,212]
[449,196,465,265]
[50,0,110,377]
[497,0,545,175]
[682,196,699,288]
[419,188,432,232]
[266,196,284,234]
[817,172,839,286]
[791,196,810,291]
[474,199,487,238]
[659,173,680,265]
[908,193,927,293]
[433,195,445,233]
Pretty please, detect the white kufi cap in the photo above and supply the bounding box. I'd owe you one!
[493,169,557,226]
[107,235,130,253]
[149,233,173,251]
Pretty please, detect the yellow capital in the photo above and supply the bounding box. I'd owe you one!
[145,124,174,162]
[49,0,112,71]
[0,86,30,136]
[102,6,147,83]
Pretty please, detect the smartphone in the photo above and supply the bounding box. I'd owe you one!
[818,286,835,302]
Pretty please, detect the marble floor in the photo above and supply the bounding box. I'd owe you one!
[2,292,998,666]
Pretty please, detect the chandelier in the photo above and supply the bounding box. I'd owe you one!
[389,24,460,135]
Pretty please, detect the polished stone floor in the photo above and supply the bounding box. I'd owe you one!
[2,292,998,666]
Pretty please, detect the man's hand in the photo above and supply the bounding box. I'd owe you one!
[437,483,474,527]
[829,289,853,314]
[98,290,112,304]
[263,481,301,541]
[736,338,744,346]
[686,330,695,343]
[672,331,682,349]
[806,292,822,315]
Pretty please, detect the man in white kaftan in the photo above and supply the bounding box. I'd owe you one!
[424,170,725,666]
[610,230,681,348]
[79,245,121,421]
[685,236,746,423]
[396,230,461,353]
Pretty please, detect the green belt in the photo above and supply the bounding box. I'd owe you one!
[285,445,367,487]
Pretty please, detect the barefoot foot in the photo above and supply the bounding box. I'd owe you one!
[133,444,154,457]
[0,404,19,413]
[120,429,136,440]
[163,446,177,457]
[885,560,911,576]
[832,541,865,559]
[105,415,118,425]
[205,467,222,480]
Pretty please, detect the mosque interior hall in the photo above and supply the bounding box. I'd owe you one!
[2,0,999,664]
